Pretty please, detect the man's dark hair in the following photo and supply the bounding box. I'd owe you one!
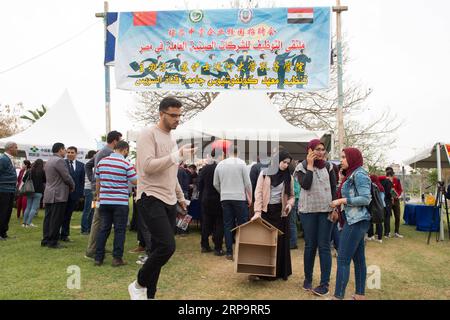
[86,150,96,159]
[159,96,182,112]
[107,130,122,144]
[52,143,65,154]
[230,143,239,156]
[67,146,78,153]
[385,167,394,172]
[188,164,197,171]
[115,141,130,151]
[386,171,394,177]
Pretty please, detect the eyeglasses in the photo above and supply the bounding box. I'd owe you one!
[162,111,182,119]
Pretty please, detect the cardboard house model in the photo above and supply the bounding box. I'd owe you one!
[231,217,283,277]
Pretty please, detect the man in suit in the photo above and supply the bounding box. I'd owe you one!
[165,53,190,89]
[236,50,254,89]
[41,143,75,249]
[274,50,295,89]
[60,146,85,242]
[128,55,162,88]
[0,141,18,240]
[292,49,311,88]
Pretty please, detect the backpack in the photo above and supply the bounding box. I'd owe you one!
[350,172,384,224]
[368,183,385,224]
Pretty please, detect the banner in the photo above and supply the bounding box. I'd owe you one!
[24,145,87,162]
[114,7,331,91]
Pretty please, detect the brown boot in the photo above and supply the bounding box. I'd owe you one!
[129,246,145,254]
[112,258,128,267]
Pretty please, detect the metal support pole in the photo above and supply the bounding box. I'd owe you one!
[333,1,348,155]
[95,1,111,135]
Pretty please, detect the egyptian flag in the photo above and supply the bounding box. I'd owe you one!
[287,8,314,24]
[133,11,157,26]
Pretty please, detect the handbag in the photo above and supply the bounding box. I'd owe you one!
[19,171,35,195]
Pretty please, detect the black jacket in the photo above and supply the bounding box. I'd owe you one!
[198,162,221,214]
[24,169,46,194]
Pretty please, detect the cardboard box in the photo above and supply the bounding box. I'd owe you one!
[231,218,283,277]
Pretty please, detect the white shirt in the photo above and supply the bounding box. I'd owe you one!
[67,159,77,172]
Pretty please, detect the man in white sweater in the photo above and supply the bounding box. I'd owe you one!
[213,147,252,260]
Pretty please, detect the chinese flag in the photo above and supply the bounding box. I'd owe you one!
[133,12,157,26]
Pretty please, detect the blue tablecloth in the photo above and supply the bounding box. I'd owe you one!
[404,203,440,232]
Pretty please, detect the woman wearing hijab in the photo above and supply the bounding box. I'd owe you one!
[294,139,337,296]
[367,175,385,243]
[331,147,372,300]
[252,150,295,280]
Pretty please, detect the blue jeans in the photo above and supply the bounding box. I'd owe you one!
[300,212,333,285]
[23,193,42,225]
[334,219,370,299]
[95,204,129,261]
[289,199,299,248]
[221,200,249,255]
[81,189,94,233]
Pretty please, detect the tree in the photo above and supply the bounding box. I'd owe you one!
[20,104,47,124]
[0,103,23,139]
[129,91,219,126]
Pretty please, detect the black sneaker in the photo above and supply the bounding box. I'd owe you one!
[201,247,213,253]
[60,237,73,242]
[302,280,313,291]
[312,284,330,297]
[214,250,225,256]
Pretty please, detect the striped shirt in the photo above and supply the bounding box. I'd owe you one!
[95,153,137,206]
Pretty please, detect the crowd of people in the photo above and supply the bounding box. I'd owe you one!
[0,97,408,300]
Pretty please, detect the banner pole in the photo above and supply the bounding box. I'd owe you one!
[333,1,348,156]
[96,1,111,135]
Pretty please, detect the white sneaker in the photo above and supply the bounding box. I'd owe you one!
[29,223,38,228]
[365,236,374,241]
[21,223,26,228]
[384,233,391,239]
[375,239,383,244]
[128,281,147,300]
[394,233,404,238]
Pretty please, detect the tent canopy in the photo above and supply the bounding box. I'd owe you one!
[0,90,97,160]
[403,143,450,169]
[129,91,330,161]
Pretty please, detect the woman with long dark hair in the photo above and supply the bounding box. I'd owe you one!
[17,160,31,219]
[252,150,295,280]
[22,159,46,227]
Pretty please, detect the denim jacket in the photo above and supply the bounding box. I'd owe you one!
[341,167,372,225]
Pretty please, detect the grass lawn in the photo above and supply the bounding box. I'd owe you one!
[1,208,449,300]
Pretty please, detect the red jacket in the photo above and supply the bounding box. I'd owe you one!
[379,176,403,197]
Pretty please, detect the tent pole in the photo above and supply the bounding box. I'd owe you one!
[436,143,445,241]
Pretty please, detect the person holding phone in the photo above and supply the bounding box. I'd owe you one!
[294,139,337,297]
[128,96,195,300]
[252,150,295,280]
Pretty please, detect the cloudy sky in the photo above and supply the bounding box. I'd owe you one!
[1,0,449,164]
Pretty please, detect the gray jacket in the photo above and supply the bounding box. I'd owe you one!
[43,154,75,204]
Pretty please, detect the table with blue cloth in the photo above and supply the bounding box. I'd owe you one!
[403,203,440,232]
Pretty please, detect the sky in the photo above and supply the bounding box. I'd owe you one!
[1,0,449,165]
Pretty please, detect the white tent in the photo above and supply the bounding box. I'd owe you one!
[128,91,330,161]
[403,142,450,241]
[0,90,98,161]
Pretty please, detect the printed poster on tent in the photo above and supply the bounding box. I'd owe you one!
[114,7,331,92]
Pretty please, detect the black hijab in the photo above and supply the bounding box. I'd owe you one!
[264,150,293,197]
